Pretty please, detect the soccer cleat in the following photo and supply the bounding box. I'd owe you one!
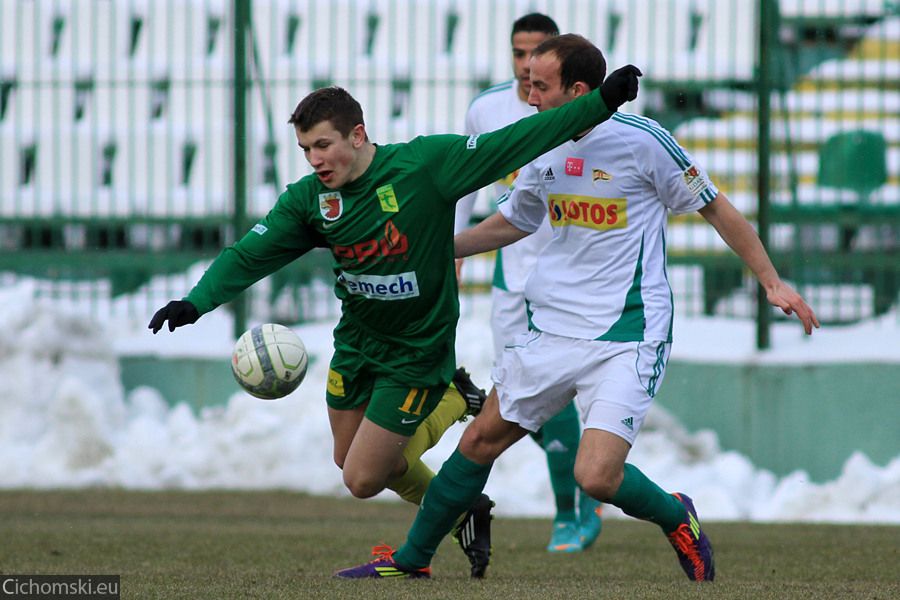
[578,491,603,549]
[333,544,431,579]
[667,493,715,581]
[451,493,494,578]
[547,520,582,553]
[451,367,487,419]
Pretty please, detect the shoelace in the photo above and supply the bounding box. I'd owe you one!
[368,543,395,563]
[669,525,706,578]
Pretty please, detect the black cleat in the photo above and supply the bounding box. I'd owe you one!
[452,367,487,419]
[451,493,494,578]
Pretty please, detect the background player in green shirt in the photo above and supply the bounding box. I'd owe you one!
[149,71,640,577]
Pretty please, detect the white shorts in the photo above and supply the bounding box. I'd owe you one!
[490,286,529,365]
[491,329,670,445]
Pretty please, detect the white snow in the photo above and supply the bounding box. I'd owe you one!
[2,279,899,524]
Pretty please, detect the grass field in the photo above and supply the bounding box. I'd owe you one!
[1,490,898,600]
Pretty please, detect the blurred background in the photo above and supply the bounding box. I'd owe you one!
[1,0,897,333]
[0,1,898,493]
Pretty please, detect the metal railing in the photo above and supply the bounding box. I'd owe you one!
[1,0,897,342]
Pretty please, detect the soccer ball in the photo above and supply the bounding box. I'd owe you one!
[231,323,308,399]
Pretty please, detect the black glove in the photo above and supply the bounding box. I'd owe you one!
[148,300,200,334]
[599,64,642,110]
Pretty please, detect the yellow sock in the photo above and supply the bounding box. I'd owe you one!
[387,385,467,505]
[388,459,434,505]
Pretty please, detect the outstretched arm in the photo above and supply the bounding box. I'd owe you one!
[454,212,531,259]
[698,193,820,334]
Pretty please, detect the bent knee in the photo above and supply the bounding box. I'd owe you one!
[343,473,386,499]
[575,467,622,502]
[458,421,510,464]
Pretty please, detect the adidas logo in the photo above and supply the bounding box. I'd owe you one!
[621,416,634,431]
[543,167,555,181]
[544,439,569,453]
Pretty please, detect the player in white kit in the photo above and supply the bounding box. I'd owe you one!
[452,35,817,581]
[455,13,602,553]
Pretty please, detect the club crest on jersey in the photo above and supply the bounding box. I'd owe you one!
[319,191,343,221]
[565,157,584,176]
[592,169,613,183]
[682,163,709,196]
[498,169,519,187]
[376,184,400,213]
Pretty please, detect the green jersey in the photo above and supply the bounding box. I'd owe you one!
[185,88,614,365]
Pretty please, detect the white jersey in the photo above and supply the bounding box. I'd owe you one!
[456,80,553,293]
[499,113,718,342]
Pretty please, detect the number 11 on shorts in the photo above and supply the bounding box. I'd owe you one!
[399,388,428,415]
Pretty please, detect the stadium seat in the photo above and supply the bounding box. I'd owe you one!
[0,129,28,212]
[130,0,230,77]
[683,0,757,83]
[177,126,230,215]
[104,124,181,215]
[611,0,693,81]
[818,130,888,200]
[816,129,888,249]
[249,0,305,79]
[24,128,100,216]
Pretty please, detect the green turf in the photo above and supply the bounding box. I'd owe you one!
[0,490,897,599]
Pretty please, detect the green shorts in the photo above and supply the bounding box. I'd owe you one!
[327,367,448,436]
[325,315,456,436]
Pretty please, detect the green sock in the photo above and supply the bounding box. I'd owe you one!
[533,401,580,521]
[609,463,686,534]
[394,448,493,569]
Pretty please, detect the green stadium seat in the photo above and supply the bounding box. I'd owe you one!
[817,130,888,199]
[817,129,888,250]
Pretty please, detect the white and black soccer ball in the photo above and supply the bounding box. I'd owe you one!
[231,323,308,399]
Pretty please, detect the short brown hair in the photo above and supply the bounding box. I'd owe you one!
[288,86,365,137]
[533,34,607,92]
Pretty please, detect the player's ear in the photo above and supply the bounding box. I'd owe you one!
[571,81,590,99]
[350,123,368,147]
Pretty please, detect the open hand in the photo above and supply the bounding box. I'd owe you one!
[148,300,200,333]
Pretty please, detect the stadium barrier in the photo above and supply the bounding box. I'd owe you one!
[0,0,897,333]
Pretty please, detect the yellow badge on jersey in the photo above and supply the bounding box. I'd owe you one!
[548,194,627,231]
[327,368,345,397]
[376,184,400,213]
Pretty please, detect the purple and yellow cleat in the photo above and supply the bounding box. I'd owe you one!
[333,544,430,580]
[667,493,715,581]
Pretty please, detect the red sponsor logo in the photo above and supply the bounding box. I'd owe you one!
[334,220,409,267]
[565,157,584,176]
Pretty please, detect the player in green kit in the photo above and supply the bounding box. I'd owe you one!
[148,71,640,577]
